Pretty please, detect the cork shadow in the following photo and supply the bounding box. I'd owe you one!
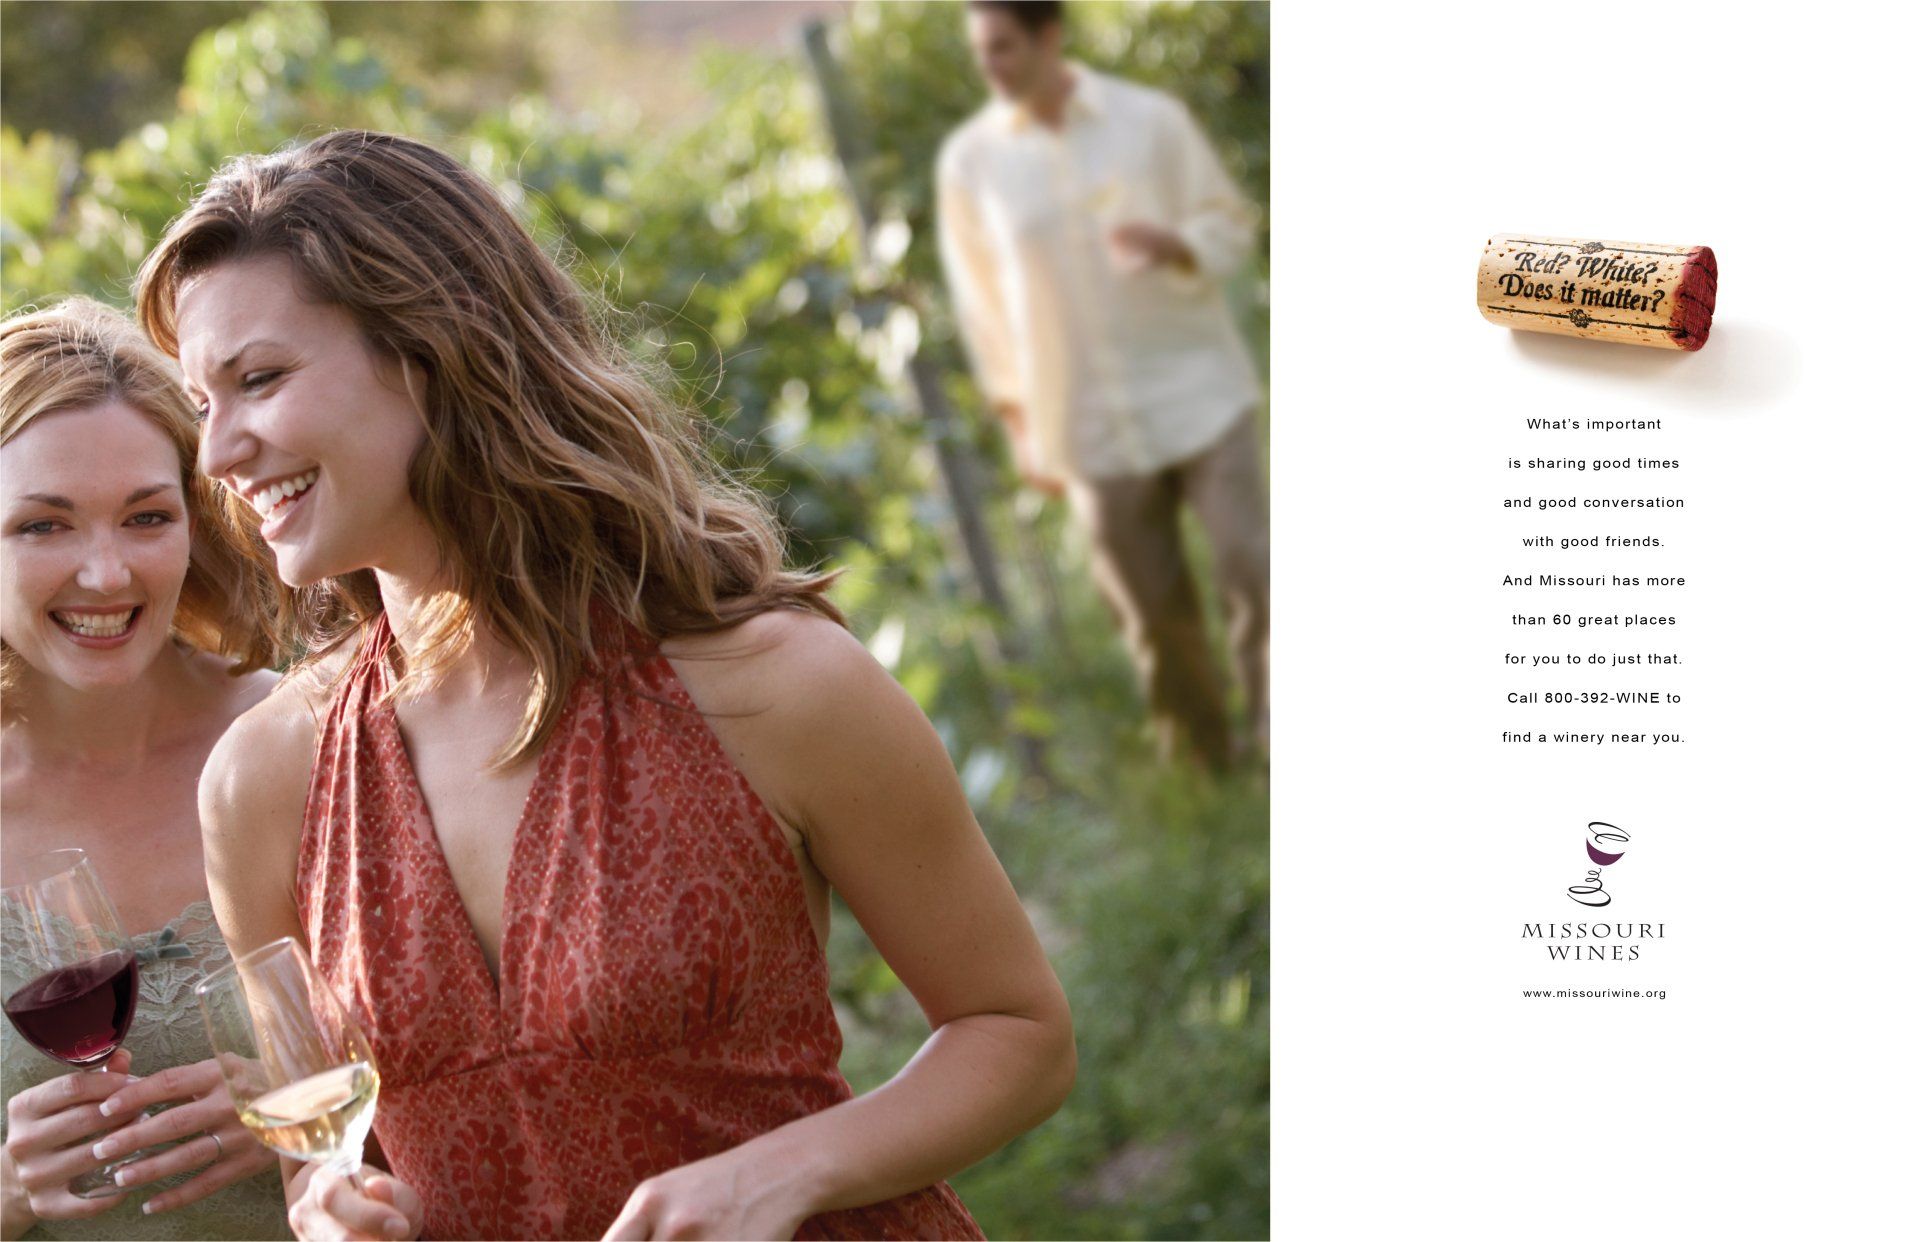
[1507,320,1800,411]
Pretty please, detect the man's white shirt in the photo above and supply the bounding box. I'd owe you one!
[937,63,1263,482]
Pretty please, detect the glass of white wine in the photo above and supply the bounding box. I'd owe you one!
[194,937,379,1183]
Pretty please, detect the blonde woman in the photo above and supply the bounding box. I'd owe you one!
[124,130,1074,1241]
[0,301,289,1240]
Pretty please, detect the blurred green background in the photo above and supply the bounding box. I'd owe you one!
[0,3,1269,1237]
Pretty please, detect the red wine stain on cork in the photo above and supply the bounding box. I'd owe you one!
[1670,246,1717,351]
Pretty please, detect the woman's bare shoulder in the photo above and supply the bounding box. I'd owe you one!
[199,640,360,829]
[197,640,366,948]
[659,607,881,719]
[661,608,948,839]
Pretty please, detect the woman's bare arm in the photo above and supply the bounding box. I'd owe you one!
[610,611,1074,1237]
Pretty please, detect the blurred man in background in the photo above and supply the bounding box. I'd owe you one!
[938,0,1268,768]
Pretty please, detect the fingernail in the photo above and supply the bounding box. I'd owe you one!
[142,1202,156,1215]
[92,1140,115,1159]
[114,1169,132,1187]
[99,1099,120,1117]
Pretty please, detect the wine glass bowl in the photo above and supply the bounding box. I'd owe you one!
[195,937,379,1179]
[1,849,139,1066]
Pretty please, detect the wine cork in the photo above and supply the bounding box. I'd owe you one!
[1477,234,1717,351]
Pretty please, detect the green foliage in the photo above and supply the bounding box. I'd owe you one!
[0,1,543,148]
[1,4,1268,1236]
[0,1,253,147]
[834,562,1270,1240]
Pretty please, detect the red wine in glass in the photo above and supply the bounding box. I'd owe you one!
[1,849,146,1198]
[4,949,139,1065]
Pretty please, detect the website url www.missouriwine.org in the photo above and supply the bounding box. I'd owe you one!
[1523,988,1667,999]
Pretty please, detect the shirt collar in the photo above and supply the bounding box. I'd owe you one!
[994,61,1104,132]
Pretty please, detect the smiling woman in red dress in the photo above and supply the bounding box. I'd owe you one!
[131,130,1075,1241]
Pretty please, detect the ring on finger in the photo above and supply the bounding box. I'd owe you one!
[207,1131,224,1163]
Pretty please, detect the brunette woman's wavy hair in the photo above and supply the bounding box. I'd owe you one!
[0,298,277,697]
[136,129,842,763]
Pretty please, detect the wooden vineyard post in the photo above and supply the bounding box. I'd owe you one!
[801,21,1052,786]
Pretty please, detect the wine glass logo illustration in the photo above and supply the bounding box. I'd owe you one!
[1568,821,1630,908]
[1585,824,1630,866]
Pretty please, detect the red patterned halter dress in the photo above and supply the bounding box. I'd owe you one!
[296,616,984,1240]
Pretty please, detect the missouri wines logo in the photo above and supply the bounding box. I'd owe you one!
[1567,820,1629,907]
[1521,819,1664,961]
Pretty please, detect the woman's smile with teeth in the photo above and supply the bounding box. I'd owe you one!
[247,468,319,518]
[53,608,139,638]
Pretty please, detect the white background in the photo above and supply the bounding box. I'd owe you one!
[1271,3,1916,1238]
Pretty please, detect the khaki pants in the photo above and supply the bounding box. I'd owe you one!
[1067,412,1269,767]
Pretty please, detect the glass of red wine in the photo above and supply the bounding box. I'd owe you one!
[1,848,145,1198]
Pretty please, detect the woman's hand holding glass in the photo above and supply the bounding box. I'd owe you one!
[196,937,402,1240]
[2,1049,139,1227]
[286,1164,421,1242]
[92,1057,279,1212]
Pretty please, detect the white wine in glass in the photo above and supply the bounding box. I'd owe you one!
[195,937,379,1180]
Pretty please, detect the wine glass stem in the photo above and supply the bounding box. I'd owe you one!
[323,1156,365,1194]
[70,1062,150,1198]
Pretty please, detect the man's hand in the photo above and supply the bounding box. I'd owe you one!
[1106,221,1196,274]
[991,402,1064,497]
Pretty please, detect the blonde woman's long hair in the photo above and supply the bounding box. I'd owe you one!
[0,297,277,697]
[136,130,842,764]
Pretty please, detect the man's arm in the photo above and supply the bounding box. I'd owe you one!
[935,136,1062,490]
[935,136,1021,409]
[1160,97,1258,282]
